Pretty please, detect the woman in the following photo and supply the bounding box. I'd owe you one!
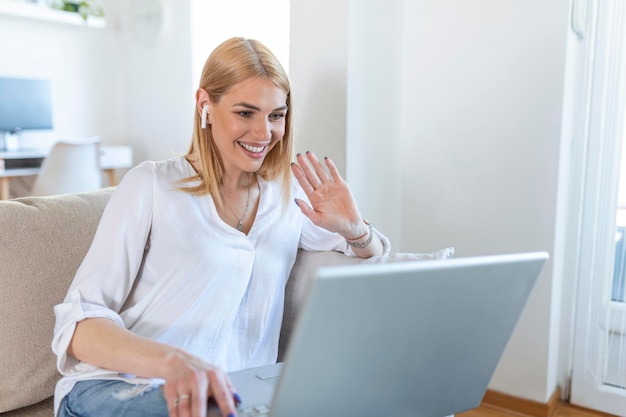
[52,37,388,417]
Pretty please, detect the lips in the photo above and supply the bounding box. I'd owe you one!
[238,141,268,154]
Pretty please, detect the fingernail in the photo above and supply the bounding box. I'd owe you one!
[228,414,236,417]
[233,392,242,404]
[306,150,310,154]
[294,199,300,207]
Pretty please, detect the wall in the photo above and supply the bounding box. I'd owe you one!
[115,0,194,163]
[190,0,290,94]
[0,3,124,149]
[399,0,569,401]
[346,1,403,247]
[289,1,349,174]
[289,0,403,248]
[291,0,571,404]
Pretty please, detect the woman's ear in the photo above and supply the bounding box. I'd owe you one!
[195,88,211,128]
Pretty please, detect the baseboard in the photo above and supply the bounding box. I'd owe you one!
[481,388,561,417]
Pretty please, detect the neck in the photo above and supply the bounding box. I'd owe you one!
[218,172,256,232]
[221,172,252,193]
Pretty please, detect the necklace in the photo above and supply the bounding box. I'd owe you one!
[223,175,251,231]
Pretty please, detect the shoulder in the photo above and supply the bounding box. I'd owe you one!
[123,155,193,185]
[107,157,193,214]
[117,160,154,188]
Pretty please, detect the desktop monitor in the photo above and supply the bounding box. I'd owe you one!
[0,77,53,151]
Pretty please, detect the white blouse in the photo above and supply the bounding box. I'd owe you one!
[52,156,389,413]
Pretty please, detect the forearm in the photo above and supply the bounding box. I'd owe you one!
[68,317,190,380]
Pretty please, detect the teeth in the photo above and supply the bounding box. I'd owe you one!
[239,142,265,153]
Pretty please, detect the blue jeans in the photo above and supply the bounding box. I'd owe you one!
[59,380,168,417]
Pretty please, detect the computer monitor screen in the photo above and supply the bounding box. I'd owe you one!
[0,77,53,132]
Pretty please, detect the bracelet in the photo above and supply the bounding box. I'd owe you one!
[345,220,373,249]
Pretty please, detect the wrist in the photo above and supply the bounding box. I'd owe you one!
[345,220,373,249]
[159,348,192,378]
[345,220,369,241]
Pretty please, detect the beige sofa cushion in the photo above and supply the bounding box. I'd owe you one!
[0,188,114,413]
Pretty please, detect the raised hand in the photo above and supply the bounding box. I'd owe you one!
[290,151,366,240]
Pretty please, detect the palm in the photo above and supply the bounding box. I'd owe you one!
[291,152,363,237]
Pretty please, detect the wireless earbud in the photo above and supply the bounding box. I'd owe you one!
[201,104,209,129]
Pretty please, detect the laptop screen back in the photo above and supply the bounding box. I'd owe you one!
[270,252,548,417]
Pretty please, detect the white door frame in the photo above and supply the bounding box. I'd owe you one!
[567,0,626,414]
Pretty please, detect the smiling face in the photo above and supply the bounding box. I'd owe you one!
[204,77,288,179]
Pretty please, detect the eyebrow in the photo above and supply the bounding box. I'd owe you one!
[233,102,288,112]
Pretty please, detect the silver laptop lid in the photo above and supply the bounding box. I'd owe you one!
[270,252,548,417]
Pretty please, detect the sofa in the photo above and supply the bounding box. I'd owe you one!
[0,187,453,417]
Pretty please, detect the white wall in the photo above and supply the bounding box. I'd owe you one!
[291,0,572,404]
[190,0,290,95]
[289,0,349,174]
[399,0,569,402]
[115,0,194,163]
[346,1,403,248]
[0,3,125,150]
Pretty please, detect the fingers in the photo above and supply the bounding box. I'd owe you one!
[291,162,313,194]
[293,197,316,222]
[190,376,207,417]
[297,152,323,189]
[292,151,341,196]
[164,370,237,417]
[322,155,342,183]
[178,393,193,417]
[296,152,331,189]
[165,383,202,417]
[306,152,331,187]
[164,384,180,417]
[207,370,238,417]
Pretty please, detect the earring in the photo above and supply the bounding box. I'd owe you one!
[201,104,209,129]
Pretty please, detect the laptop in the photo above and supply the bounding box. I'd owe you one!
[211,251,548,417]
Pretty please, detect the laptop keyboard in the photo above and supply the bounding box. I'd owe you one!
[237,403,272,416]
[233,405,454,417]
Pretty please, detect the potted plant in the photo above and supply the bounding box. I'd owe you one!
[47,0,104,22]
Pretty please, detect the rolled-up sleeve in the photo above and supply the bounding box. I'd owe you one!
[52,290,127,374]
[51,162,155,375]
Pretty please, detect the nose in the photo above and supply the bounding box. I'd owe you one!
[251,118,272,141]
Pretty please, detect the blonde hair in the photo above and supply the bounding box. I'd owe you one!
[180,37,293,206]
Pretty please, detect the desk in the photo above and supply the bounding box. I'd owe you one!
[0,146,133,200]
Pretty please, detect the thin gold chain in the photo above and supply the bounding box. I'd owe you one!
[223,175,251,231]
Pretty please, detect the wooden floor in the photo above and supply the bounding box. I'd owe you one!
[457,402,620,417]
